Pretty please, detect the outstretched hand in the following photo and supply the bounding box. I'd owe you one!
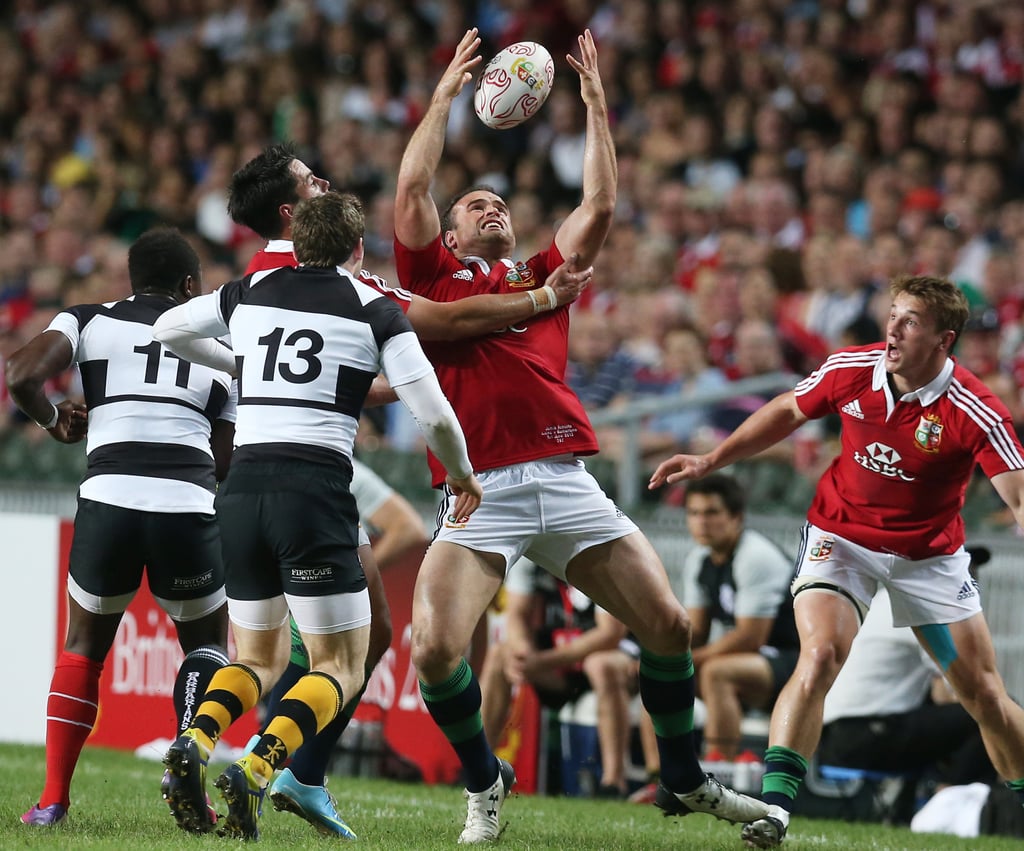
[565,29,604,107]
[648,453,713,489]
[48,400,88,444]
[434,28,482,103]
[547,252,593,307]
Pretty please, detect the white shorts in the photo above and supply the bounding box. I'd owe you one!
[792,523,980,627]
[228,589,371,635]
[432,456,638,581]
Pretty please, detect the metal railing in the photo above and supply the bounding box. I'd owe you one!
[586,371,799,508]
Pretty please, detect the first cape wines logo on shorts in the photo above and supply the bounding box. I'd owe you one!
[291,566,334,583]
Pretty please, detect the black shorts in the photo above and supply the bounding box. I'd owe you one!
[69,498,224,603]
[215,460,365,601]
[759,646,799,702]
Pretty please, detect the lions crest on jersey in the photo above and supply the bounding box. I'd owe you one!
[914,414,943,453]
[505,261,535,287]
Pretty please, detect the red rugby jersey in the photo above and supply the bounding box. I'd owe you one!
[394,235,600,485]
[795,343,1024,559]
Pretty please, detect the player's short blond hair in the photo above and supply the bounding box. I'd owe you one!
[890,274,969,340]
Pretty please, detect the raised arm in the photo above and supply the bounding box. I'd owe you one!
[5,330,87,443]
[649,390,808,488]
[408,253,592,340]
[394,28,481,250]
[553,30,616,268]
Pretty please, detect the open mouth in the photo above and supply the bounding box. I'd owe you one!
[886,343,900,361]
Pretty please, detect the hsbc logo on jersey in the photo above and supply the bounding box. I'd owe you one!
[853,441,916,481]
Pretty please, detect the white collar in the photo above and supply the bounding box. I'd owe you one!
[460,255,515,275]
[265,238,294,253]
[872,353,954,406]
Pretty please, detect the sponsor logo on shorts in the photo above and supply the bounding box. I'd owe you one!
[914,414,943,453]
[444,513,469,529]
[853,441,915,481]
[173,571,213,589]
[808,538,834,561]
[956,579,979,601]
[291,567,334,582]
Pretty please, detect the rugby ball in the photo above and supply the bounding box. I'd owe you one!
[473,42,554,130]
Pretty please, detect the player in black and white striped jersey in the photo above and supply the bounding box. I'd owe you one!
[153,190,481,840]
[7,228,233,829]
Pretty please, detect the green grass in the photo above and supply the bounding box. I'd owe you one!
[0,742,1016,849]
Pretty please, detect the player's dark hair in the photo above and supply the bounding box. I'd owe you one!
[128,228,200,296]
[890,274,969,343]
[292,191,364,268]
[684,473,746,517]
[227,142,299,239]
[440,184,501,240]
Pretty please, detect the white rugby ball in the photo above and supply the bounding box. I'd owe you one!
[473,42,554,130]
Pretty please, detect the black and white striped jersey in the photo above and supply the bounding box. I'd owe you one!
[46,295,235,514]
[182,265,433,465]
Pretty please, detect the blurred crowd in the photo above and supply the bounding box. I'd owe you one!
[1,0,1023,515]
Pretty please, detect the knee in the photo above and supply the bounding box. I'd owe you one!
[634,603,692,657]
[794,642,845,695]
[956,673,1009,722]
[410,624,460,681]
[699,655,730,693]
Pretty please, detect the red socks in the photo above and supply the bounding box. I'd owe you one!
[39,651,103,809]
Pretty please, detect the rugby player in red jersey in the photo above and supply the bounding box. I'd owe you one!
[651,274,1024,848]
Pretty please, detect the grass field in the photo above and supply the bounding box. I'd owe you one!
[0,742,1017,850]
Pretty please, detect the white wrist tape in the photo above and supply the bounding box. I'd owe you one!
[527,284,557,314]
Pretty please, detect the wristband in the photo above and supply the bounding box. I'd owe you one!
[37,404,59,430]
[527,284,557,314]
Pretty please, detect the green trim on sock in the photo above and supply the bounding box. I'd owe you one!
[1006,778,1024,792]
[441,714,484,744]
[419,658,472,703]
[639,650,694,682]
[647,707,695,738]
[765,745,809,773]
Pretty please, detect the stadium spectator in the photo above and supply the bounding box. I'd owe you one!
[8,228,232,828]
[651,274,1024,849]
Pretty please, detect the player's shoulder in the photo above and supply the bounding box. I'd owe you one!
[70,295,166,328]
[357,270,413,305]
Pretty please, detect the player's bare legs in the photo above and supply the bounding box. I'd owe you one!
[740,590,860,847]
[928,614,1024,779]
[411,541,514,843]
[567,531,769,823]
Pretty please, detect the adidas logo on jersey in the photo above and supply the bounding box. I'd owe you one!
[956,579,979,601]
[841,399,865,419]
[452,269,474,281]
